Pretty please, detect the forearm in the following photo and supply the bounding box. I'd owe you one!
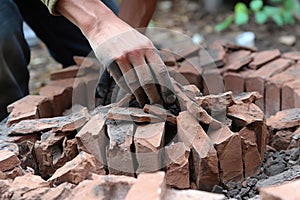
[118,0,158,28]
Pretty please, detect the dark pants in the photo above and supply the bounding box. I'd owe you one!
[0,0,118,120]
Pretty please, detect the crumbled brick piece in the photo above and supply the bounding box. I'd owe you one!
[182,84,201,98]
[270,130,297,151]
[9,108,89,135]
[248,49,280,69]
[202,68,224,95]
[260,179,300,200]
[107,107,163,123]
[3,166,24,180]
[7,95,52,127]
[48,151,106,186]
[160,49,177,66]
[224,42,257,52]
[41,182,73,200]
[175,45,200,61]
[143,104,176,125]
[50,65,85,80]
[69,175,136,200]
[282,79,300,110]
[164,188,226,200]
[0,149,20,172]
[178,57,202,88]
[234,91,262,104]
[223,50,253,72]
[199,42,226,68]
[267,108,300,130]
[125,172,166,200]
[282,51,300,61]
[107,123,135,176]
[134,122,165,173]
[165,142,190,189]
[177,111,219,190]
[73,56,100,71]
[209,126,243,184]
[227,103,264,129]
[223,72,245,95]
[76,112,108,165]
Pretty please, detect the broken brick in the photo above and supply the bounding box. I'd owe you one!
[223,50,253,72]
[175,45,200,61]
[143,104,176,125]
[125,172,166,200]
[282,51,300,61]
[248,49,280,69]
[41,182,73,200]
[223,72,245,95]
[160,49,177,66]
[134,122,165,173]
[164,188,226,200]
[50,65,85,80]
[267,108,300,130]
[177,111,219,190]
[202,68,224,95]
[270,130,297,151]
[178,56,202,88]
[165,142,190,189]
[234,91,262,104]
[6,95,52,127]
[224,42,257,52]
[48,151,106,186]
[282,80,300,110]
[199,42,226,68]
[0,149,20,172]
[107,122,135,176]
[182,84,201,98]
[73,56,100,72]
[209,126,243,184]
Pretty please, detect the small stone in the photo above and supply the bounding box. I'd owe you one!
[279,35,296,46]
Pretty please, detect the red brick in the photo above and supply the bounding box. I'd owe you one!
[248,49,280,69]
[107,123,135,176]
[282,51,300,61]
[223,72,245,95]
[282,80,300,110]
[160,49,177,66]
[267,108,300,130]
[41,182,73,200]
[7,95,52,127]
[224,42,257,52]
[223,50,253,72]
[164,189,225,200]
[165,142,190,189]
[178,56,202,88]
[143,104,176,125]
[175,45,200,61]
[134,122,165,173]
[0,149,20,172]
[79,73,99,109]
[270,130,297,151]
[234,91,262,104]
[73,56,100,72]
[125,172,166,200]
[199,41,226,68]
[202,68,224,95]
[182,84,201,98]
[177,111,219,190]
[50,65,85,80]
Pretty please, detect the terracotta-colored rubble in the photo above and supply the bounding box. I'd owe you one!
[223,72,245,95]
[6,95,53,127]
[222,50,253,72]
[202,68,224,95]
[209,126,243,184]
[143,104,176,125]
[164,188,226,200]
[48,152,106,186]
[248,49,280,69]
[0,149,20,172]
[79,73,99,109]
[9,107,89,135]
[125,172,166,200]
[2,166,24,180]
[73,56,100,71]
[69,174,136,200]
[199,42,226,68]
[260,179,300,200]
[107,122,135,176]
[270,130,297,151]
[267,108,300,130]
[50,65,84,80]
[234,91,262,104]
[134,122,165,173]
[182,84,201,98]
[106,107,163,124]
[76,112,108,165]
[282,51,300,61]
[165,142,190,189]
[177,111,219,190]
[223,42,257,52]
[160,49,177,66]
[41,182,73,200]
[175,45,200,61]
[281,79,300,110]
[178,56,202,88]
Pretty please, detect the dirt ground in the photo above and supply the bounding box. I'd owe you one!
[28,0,300,94]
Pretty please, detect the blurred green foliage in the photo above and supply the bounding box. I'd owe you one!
[215,0,298,32]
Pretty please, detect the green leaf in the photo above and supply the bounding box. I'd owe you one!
[235,11,249,25]
[271,14,284,26]
[255,11,268,24]
[269,0,283,3]
[214,15,234,32]
[235,2,248,13]
[282,11,295,24]
[250,0,263,12]
[284,0,294,11]
[263,6,281,16]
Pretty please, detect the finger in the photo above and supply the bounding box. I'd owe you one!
[107,61,131,94]
[145,49,176,105]
[127,51,163,105]
[116,57,148,106]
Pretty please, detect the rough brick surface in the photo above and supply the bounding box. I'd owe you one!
[0,149,20,172]
[267,108,300,130]
[248,49,280,69]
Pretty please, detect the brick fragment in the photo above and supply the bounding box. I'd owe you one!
[260,179,300,200]
[182,84,201,98]
[202,68,224,95]
[270,130,297,151]
[107,107,163,123]
[160,49,177,66]
[177,111,219,190]
[223,72,245,95]
[165,142,190,189]
[76,112,108,165]
[125,172,166,200]
[209,126,243,184]
[227,103,264,129]
[69,175,136,200]
[224,42,257,52]
[248,49,280,69]
[134,122,165,173]
[9,107,89,135]
[234,91,262,104]
[223,50,253,72]
[2,166,23,179]
[175,45,200,61]
[178,56,202,88]
[0,149,20,172]
[282,51,300,61]
[143,104,176,125]
[164,188,226,200]
[282,80,300,110]
[48,151,106,186]
[7,95,52,127]
[107,122,135,176]
[199,42,226,68]
[41,182,73,200]
[50,65,85,80]
[267,108,300,130]
[73,56,100,71]
[79,73,99,109]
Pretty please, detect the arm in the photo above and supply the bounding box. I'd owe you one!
[55,0,175,106]
[118,0,158,28]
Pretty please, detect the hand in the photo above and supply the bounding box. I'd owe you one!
[87,17,176,106]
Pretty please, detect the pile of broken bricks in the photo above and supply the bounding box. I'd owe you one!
[1,42,300,200]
